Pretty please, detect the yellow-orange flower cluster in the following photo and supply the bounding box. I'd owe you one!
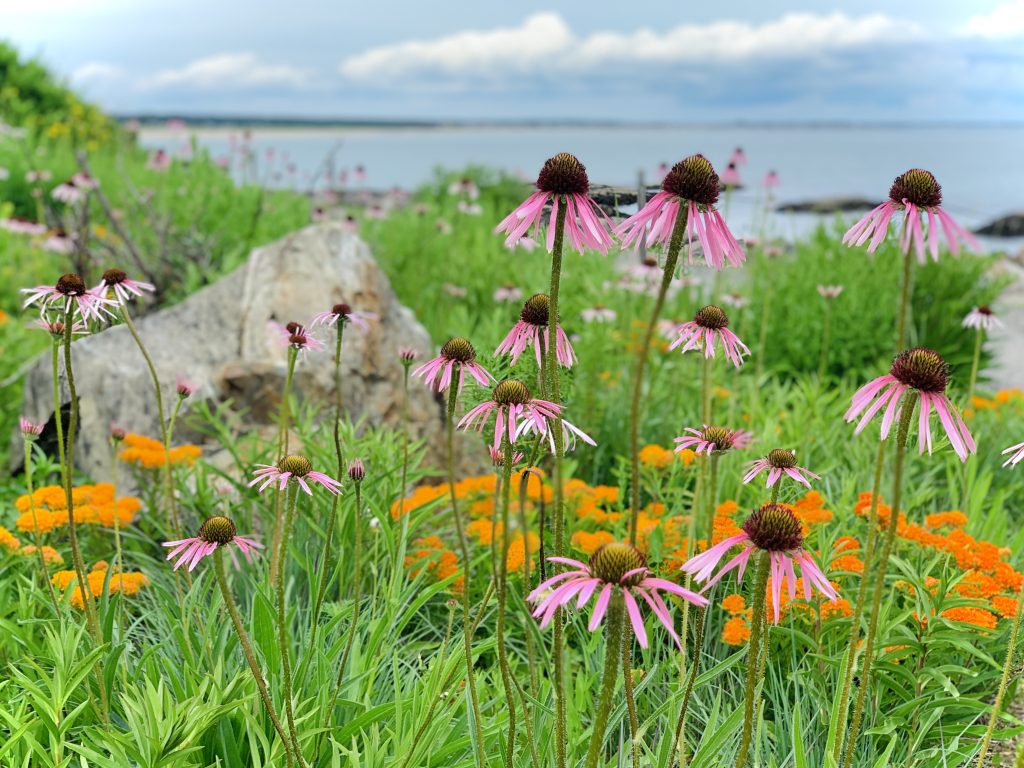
[0,526,65,565]
[52,562,149,609]
[14,483,142,534]
[638,443,694,469]
[118,433,201,469]
[966,388,1023,419]
[404,535,464,594]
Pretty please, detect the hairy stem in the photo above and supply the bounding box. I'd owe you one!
[496,433,518,768]
[668,607,706,768]
[585,595,624,768]
[275,484,304,763]
[736,551,771,767]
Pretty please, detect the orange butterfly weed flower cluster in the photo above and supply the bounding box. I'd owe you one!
[15,483,142,534]
[965,388,1023,420]
[51,561,149,609]
[118,433,202,469]
[405,536,464,594]
[721,592,752,646]
[1,526,66,565]
[638,443,695,469]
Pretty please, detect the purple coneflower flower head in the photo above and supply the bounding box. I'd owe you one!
[743,449,820,489]
[495,152,614,254]
[668,305,750,367]
[614,154,744,270]
[721,162,741,188]
[682,503,838,624]
[19,417,43,440]
[842,169,980,262]
[248,454,343,496]
[175,375,196,398]
[845,348,976,462]
[435,219,452,235]
[22,273,115,323]
[1003,441,1024,468]
[495,293,576,369]
[674,425,754,457]
[147,149,171,172]
[51,179,85,204]
[41,231,75,254]
[162,515,262,571]
[457,200,482,216]
[493,284,523,303]
[817,285,844,300]
[310,302,377,332]
[763,170,780,190]
[962,306,1001,333]
[720,292,749,309]
[0,218,47,236]
[459,378,595,453]
[448,177,480,200]
[34,318,88,337]
[347,459,366,482]
[92,268,155,305]
[412,337,494,392]
[581,305,617,323]
[730,147,747,166]
[488,445,525,467]
[273,321,325,360]
[528,542,708,649]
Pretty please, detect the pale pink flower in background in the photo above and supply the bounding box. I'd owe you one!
[42,232,75,254]
[71,173,98,190]
[729,147,747,166]
[341,214,359,234]
[581,305,617,323]
[0,218,47,236]
[442,283,467,298]
[51,180,85,204]
[817,285,844,299]
[25,170,52,183]
[1003,442,1024,468]
[674,425,754,457]
[763,170,780,190]
[311,302,377,332]
[842,168,980,262]
[962,306,1002,333]
[271,321,325,360]
[743,449,820,488]
[488,445,525,467]
[528,543,708,649]
[147,149,171,171]
[248,455,342,495]
[493,284,523,303]
[365,205,387,220]
[448,178,480,200]
[413,337,494,392]
[355,164,367,183]
[721,162,742,188]
[22,273,115,322]
[92,268,155,305]
[669,305,750,367]
[655,161,669,182]
[615,154,745,269]
[495,293,576,369]
[34,318,88,337]
[720,292,749,309]
[311,207,326,222]
[495,152,614,254]
[459,378,595,452]
[163,516,262,571]
[681,503,838,624]
[436,219,453,235]
[457,200,483,215]
[845,348,976,462]
[165,118,187,131]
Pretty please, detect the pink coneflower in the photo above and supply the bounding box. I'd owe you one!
[51,179,85,204]
[682,503,838,624]
[19,417,43,440]
[34,318,88,337]
[674,425,754,457]
[355,164,367,183]
[413,337,494,392]
[435,218,452,235]
[457,200,483,216]
[273,321,325,360]
[763,170,780,190]
[448,177,480,200]
[0,218,47,236]
[248,454,342,496]
[668,305,750,367]
[442,283,467,298]
[493,284,523,303]
[488,445,525,467]
[162,515,262,571]
[962,306,1002,333]
[528,542,708,648]
[721,292,749,309]
[845,348,976,462]
[311,207,326,222]
[398,346,419,365]
[743,449,820,489]
[458,378,595,452]
[721,162,742,188]
[341,215,359,234]
[147,149,171,172]
[310,302,377,332]
[614,154,745,270]
[92,268,155,305]
[495,152,614,254]
[42,231,75,254]
[22,273,115,322]
[655,161,669,182]
[347,459,366,482]
[72,173,98,190]
[25,170,52,183]
[817,285,844,299]
[842,169,980,262]
[175,375,196,398]
[495,293,576,369]
[730,147,747,166]
[1003,441,1024,468]
[581,305,617,323]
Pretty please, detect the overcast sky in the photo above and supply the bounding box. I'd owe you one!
[5,0,1024,122]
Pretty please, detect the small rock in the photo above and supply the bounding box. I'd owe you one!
[776,197,878,214]
[974,213,1024,238]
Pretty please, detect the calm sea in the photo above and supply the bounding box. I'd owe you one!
[139,124,1024,249]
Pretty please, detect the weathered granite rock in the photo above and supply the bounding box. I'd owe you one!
[776,197,878,214]
[19,222,481,484]
[975,213,1024,238]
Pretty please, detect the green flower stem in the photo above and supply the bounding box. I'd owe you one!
[496,432,518,768]
[701,353,713,426]
[841,393,918,768]
[967,328,983,404]
[213,547,296,768]
[735,551,771,768]
[270,347,298,584]
[622,631,641,768]
[818,300,834,380]
[274,484,305,763]
[975,578,1024,766]
[668,606,707,768]
[547,197,569,768]
[832,439,888,762]
[23,439,61,616]
[627,211,688,544]
[706,453,720,544]
[769,483,780,505]
[517,471,540,697]
[896,249,913,349]
[446,381,487,768]
[55,309,109,724]
[585,594,625,768]
[400,604,457,768]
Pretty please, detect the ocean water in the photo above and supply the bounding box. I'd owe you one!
[139,124,1024,249]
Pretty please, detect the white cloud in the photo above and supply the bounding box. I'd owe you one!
[339,11,922,83]
[70,62,126,85]
[142,53,311,90]
[964,0,1024,38]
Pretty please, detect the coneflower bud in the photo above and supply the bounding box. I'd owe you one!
[110,424,126,442]
[278,454,314,477]
[889,348,948,394]
[766,448,798,469]
[198,515,237,545]
[55,273,87,296]
[493,378,532,406]
[399,346,418,365]
[176,377,195,398]
[661,154,720,207]
[536,152,590,195]
[889,169,942,209]
[440,337,476,364]
[19,417,43,440]
[520,293,552,327]
[589,542,647,586]
[741,503,803,552]
[347,459,366,482]
[694,305,730,330]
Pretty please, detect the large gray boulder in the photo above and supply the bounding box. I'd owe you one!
[19,222,477,485]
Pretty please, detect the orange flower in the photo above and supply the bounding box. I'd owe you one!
[639,444,674,469]
[721,594,746,614]
[991,595,1019,619]
[505,531,540,573]
[405,536,463,594]
[924,511,968,529]
[676,448,695,466]
[571,530,614,555]
[715,500,739,517]
[0,526,22,552]
[118,433,202,468]
[51,563,149,609]
[940,606,997,630]
[821,598,853,620]
[20,545,64,566]
[721,616,751,646]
